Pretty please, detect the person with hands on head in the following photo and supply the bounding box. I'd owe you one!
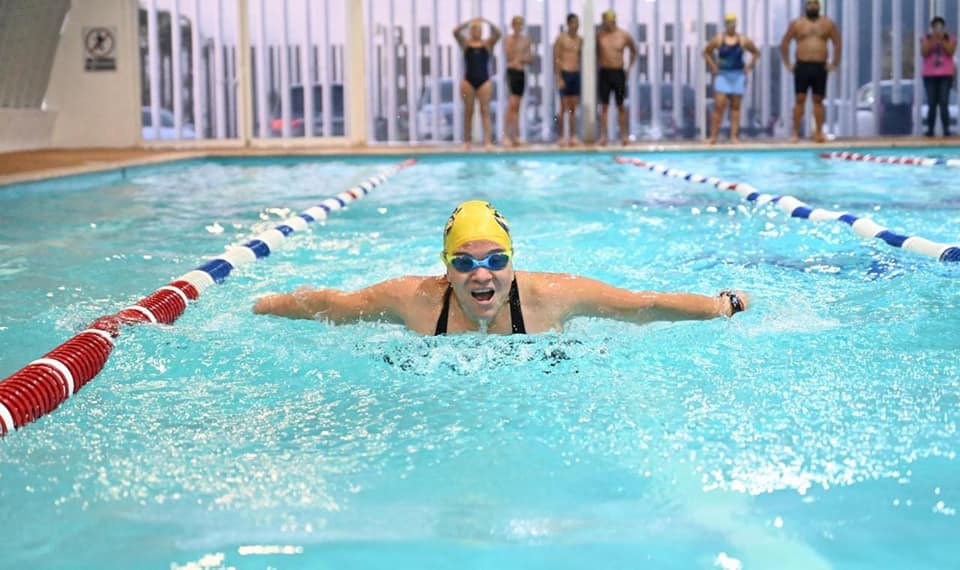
[253,201,750,335]
[453,17,502,149]
[704,14,760,144]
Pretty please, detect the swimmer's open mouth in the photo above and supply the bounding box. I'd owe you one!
[471,289,495,302]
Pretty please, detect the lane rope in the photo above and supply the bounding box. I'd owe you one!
[614,156,960,263]
[0,158,416,437]
[820,151,960,168]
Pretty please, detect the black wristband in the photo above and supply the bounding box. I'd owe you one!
[719,290,744,315]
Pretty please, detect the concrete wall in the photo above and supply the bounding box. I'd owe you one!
[46,0,141,148]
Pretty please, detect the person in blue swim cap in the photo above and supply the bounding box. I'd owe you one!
[254,200,749,334]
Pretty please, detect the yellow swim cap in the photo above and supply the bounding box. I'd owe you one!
[603,9,616,20]
[724,13,737,21]
[442,200,512,256]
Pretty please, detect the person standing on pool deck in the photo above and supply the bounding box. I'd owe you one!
[779,0,841,143]
[554,13,583,147]
[504,16,533,147]
[921,16,957,137]
[704,14,760,145]
[253,201,749,334]
[453,18,502,149]
[597,10,638,146]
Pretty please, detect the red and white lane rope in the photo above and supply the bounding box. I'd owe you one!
[614,156,960,263]
[0,158,416,437]
[820,151,960,168]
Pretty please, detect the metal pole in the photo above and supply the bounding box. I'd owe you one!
[893,0,903,103]
[214,0,227,138]
[760,0,770,132]
[651,0,661,139]
[171,0,183,137]
[190,0,204,139]
[302,0,314,137]
[237,0,252,144]
[673,0,682,136]
[871,0,881,137]
[255,0,268,138]
[431,0,440,142]
[409,0,419,142]
[453,0,463,143]
[582,0,597,142]
[497,0,507,142]
[387,0,397,141]
[518,0,527,142]
[542,0,553,142]
[849,0,860,136]
[147,0,161,140]
[366,0,375,143]
[696,0,705,140]
[629,0,639,138]
[914,0,925,135]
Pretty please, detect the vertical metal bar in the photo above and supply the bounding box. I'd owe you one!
[871,0,881,137]
[914,0,924,135]
[824,0,837,134]
[256,0,268,138]
[366,0,376,142]
[344,0,366,143]
[387,0,397,141]
[409,0,419,141]
[453,0,463,143]
[497,0,507,142]
[849,0,859,136]
[518,0,527,143]
[651,0,661,139]
[629,0,639,138]
[696,0,705,140]
[738,0,748,136]
[213,0,226,138]
[431,0,440,142]
[673,0,682,135]
[893,0,902,103]
[302,0,314,137]
[278,0,290,138]
[582,0,596,142]
[780,0,793,138]
[171,0,183,137]
[190,0,204,139]
[760,0,770,132]
[237,0,253,143]
[147,0,161,140]
[541,0,552,142]
[322,0,332,137]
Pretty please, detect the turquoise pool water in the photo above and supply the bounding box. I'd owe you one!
[0,151,958,569]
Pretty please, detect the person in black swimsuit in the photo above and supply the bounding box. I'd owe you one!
[453,18,502,149]
[253,201,751,335]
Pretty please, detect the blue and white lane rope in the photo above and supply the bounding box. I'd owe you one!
[614,156,960,263]
[0,158,416,437]
[820,151,960,168]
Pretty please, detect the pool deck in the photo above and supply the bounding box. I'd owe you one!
[1,137,958,186]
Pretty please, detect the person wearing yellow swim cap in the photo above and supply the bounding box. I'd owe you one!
[254,200,749,334]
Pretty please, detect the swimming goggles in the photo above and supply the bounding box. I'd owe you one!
[444,251,512,272]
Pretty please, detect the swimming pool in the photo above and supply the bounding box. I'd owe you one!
[1,150,958,569]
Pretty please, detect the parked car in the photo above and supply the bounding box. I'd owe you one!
[141,107,195,140]
[828,79,958,136]
[269,84,345,137]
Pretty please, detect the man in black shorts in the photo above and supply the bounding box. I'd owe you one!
[780,0,842,143]
[504,16,533,146]
[596,10,638,145]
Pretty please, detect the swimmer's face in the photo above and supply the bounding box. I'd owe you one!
[470,21,483,41]
[512,18,524,33]
[445,239,514,324]
[724,18,736,33]
[567,17,579,34]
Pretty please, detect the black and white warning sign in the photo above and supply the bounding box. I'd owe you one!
[83,27,117,71]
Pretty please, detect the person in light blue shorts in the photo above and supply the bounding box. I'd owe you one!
[703,14,759,144]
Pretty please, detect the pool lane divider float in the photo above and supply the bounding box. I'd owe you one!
[614,156,960,263]
[820,151,960,168]
[0,158,416,437]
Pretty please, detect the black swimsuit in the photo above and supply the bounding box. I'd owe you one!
[434,279,527,335]
[464,46,491,90]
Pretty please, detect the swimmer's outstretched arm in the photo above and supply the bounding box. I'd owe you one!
[550,274,748,324]
[252,277,413,324]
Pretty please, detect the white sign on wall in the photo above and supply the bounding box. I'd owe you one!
[83,27,117,71]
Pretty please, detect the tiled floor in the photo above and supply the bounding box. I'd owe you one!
[1,138,958,185]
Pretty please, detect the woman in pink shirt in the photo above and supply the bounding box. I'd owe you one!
[921,16,957,137]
